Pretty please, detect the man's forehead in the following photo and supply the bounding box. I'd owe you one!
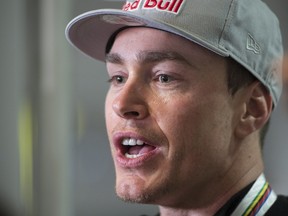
[106,27,222,63]
[106,50,190,66]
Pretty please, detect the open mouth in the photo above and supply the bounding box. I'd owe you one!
[120,138,156,159]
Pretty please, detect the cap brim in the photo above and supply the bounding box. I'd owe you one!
[65,9,229,62]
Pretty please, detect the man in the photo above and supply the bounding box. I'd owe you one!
[66,0,288,215]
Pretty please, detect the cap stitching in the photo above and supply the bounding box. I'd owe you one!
[218,0,235,51]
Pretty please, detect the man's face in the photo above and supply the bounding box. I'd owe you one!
[105,27,239,207]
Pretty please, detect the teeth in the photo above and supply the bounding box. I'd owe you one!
[122,139,130,146]
[129,139,136,146]
[122,138,145,146]
[122,138,146,159]
[136,139,144,145]
[125,153,144,159]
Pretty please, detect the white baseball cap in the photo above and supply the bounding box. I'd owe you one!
[65,0,283,106]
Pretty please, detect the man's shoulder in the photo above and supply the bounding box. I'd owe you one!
[266,195,288,215]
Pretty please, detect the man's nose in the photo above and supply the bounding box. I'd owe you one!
[112,80,149,120]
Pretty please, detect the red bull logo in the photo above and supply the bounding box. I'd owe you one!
[123,0,185,14]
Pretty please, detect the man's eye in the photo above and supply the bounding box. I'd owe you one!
[108,75,126,84]
[158,74,172,83]
[115,76,124,83]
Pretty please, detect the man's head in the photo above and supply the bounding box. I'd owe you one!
[66,0,283,106]
[66,0,283,209]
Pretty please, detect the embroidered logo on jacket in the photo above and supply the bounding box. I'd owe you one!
[123,0,185,14]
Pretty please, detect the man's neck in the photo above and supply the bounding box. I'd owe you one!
[158,161,263,216]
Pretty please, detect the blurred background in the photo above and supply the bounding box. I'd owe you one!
[0,0,287,216]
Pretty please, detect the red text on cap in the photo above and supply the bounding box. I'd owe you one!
[123,0,141,11]
[123,0,184,14]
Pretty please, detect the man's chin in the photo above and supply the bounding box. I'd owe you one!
[115,182,151,203]
[116,191,153,204]
[114,170,173,205]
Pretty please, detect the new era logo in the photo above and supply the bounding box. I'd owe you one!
[246,33,261,54]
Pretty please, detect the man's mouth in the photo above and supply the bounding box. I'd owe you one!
[112,132,161,167]
[121,138,156,159]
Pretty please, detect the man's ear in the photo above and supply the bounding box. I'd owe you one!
[235,81,273,139]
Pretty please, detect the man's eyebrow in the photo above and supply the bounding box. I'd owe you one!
[137,51,189,64]
[106,51,190,65]
[106,53,124,64]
